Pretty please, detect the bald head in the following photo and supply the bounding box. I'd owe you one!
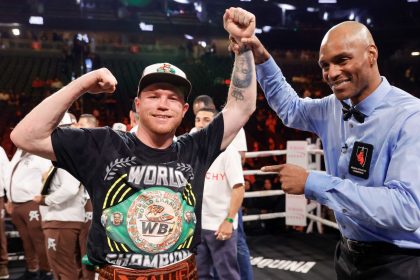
[78,114,98,128]
[321,21,375,49]
[318,21,381,104]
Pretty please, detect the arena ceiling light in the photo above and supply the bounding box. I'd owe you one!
[318,0,337,3]
[194,2,202,13]
[29,16,44,25]
[139,22,153,31]
[198,40,206,48]
[278,4,295,25]
[262,25,272,32]
[277,3,296,10]
[12,28,20,36]
[173,0,190,4]
[0,23,20,27]
[307,7,318,12]
[184,34,194,40]
[411,51,420,56]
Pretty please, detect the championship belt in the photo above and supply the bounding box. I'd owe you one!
[101,187,196,254]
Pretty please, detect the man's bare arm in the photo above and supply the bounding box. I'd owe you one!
[221,50,256,150]
[221,8,257,150]
[215,184,245,240]
[10,68,117,160]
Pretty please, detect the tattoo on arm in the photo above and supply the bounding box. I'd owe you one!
[231,51,253,101]
[232,88,244,101]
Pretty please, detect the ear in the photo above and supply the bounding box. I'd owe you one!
[367,44,378,66]
[134,96,141,111]
[182,103,189,118]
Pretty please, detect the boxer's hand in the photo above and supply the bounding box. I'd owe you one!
[261,164,309,195]
[223,7,255,43]
[77,68,117,95]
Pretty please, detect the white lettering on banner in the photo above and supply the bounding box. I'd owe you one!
[128,166,187,188]
[250,256,316,274]
[105,250,191,268]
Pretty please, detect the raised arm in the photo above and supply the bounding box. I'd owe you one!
[221,7,257,150]
[10,69,117,161]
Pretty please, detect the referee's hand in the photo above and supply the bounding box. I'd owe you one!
[261,164,309,195]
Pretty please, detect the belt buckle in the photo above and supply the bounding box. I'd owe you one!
[346,238,363,254]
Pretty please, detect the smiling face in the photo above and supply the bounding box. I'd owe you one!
[135,83,189,141]
[318,22,380,104]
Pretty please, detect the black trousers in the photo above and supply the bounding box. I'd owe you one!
[335,239,420,280]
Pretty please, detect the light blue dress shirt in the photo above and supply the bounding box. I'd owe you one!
[257,57,420,249]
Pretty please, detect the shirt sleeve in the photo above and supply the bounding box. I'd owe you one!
[256,57,330,135]
[230,128,247,152]
[305,112,420,231]
[51,127,112,187]
[28,155,52,194]
[0,147,9,196]
[45,168,81,206]
[187,113,225,168]
[223,147,245,188]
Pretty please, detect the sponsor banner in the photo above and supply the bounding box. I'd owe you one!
[251,256,316,274]
[285,194,307,226]
[285,141,308,226]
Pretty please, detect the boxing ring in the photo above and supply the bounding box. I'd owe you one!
[242,139,338,231]
[242,140,339,280]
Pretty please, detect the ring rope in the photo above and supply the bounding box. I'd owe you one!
[242,147,337,231]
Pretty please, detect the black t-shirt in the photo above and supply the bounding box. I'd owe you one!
[51,114,224,269]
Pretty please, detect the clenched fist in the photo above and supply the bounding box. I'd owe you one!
[223,7,256,44]
[77,68,118,95]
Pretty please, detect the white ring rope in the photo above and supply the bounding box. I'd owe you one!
[245,149,324,159]
[244,190,284,198]
[242,146,338,231]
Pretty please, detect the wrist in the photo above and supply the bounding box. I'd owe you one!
[225,217,234,223]
[255,49,270,65]
[238,43,251,54]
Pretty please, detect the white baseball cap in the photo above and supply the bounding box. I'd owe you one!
[137,63,192,100]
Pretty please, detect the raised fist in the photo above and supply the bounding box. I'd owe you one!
[223,7,256,43]
[79,68,118,95]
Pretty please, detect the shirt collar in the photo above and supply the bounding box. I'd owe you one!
[349,77,391,117]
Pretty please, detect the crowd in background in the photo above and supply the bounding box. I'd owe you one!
[1,28,419,239]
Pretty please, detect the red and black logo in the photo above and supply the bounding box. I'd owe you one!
[349,142,373,179]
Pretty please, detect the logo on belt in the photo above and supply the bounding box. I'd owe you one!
[127,189,182,253]
[102,187,196,254]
